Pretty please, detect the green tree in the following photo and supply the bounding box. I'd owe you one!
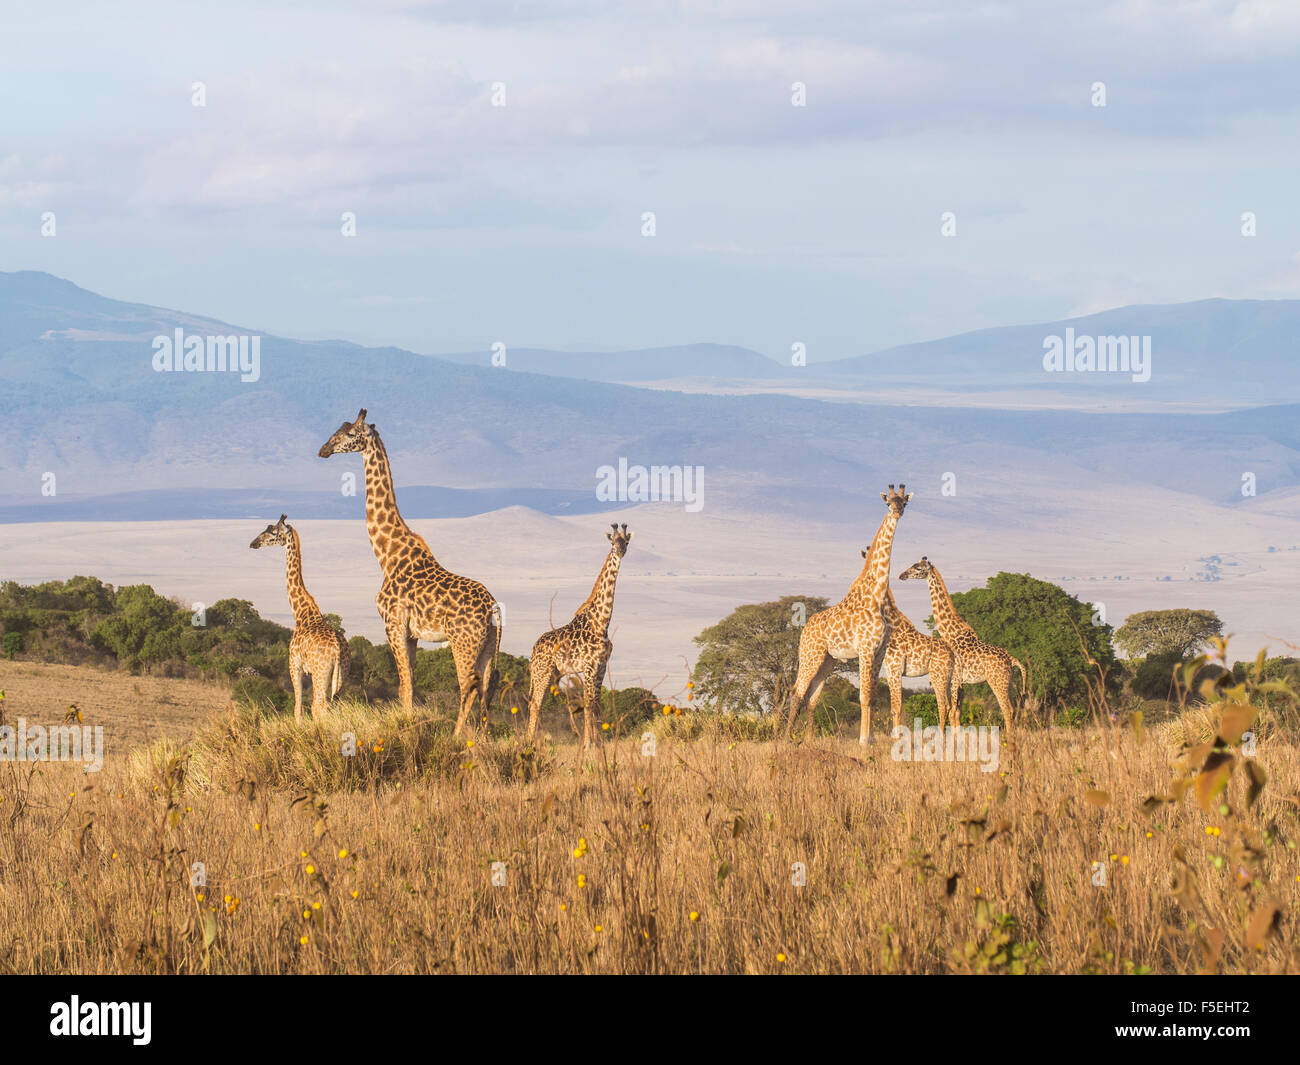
[947,572,1117,711]
[1114,609,1223,659]
[691,595,832,715]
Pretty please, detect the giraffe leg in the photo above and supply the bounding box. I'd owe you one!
[475,614,500,731]
[991,664,1016,739]
[451,644,481,740]
[290,660,305,724]
[384,615,414,711]
[588,659,608,746]
[790,655,834,740]
[858,643,885,745]
[526,656,557,742]
[885,648,903,734]
[933,652,952,731]
[580,667,601,750]
[310,662,329,719]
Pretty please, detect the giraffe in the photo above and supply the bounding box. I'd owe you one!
[249,514,350,723]
[898,556,1025,735]
[318,409,501,737]
[874,564,959,731]
[789,484,912,745]
[527,524,632,749]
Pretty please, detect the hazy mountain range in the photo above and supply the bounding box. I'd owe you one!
[2,270,1299,524]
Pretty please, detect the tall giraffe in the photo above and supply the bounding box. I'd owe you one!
[898,556,1025,735]
[526,524,632,749]
[250,514,350,723]
[318,410,501,737]
[875,567,959,731]
[789,484,912,744]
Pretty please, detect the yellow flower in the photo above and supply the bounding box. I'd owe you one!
[511,706,519,715]
[560,903,568,912]
[302,909,310,919]
[689,911,700,922]
[1120,856,1129,866]
[776,952,787,963]
[254,822,261,831]
[662,706,671,716]
[299,935,309,945]
[601,722,610,731]
[312,901,321,910]
[306,864,316,875]
[300,850,308,858]
[111,852,117,860]
[594,924,603,933]
[573,838,588,858]
[196,893,204,902]
[577,874,587,888]
[687,682,694,689]
[338,848,348,859]
[1145,831,1152,838]
[351,890,360,899]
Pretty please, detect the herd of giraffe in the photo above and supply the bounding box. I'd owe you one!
[250,410,1023,747]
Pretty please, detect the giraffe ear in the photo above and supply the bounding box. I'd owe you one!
[625,530,633,541]
[861,549,867,558]
[905,492,913,502]
[880,492,888,503]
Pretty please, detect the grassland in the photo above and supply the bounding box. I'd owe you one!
[0,664,1295,975]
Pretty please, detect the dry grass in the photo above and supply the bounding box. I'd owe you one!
[1,687,1297,974]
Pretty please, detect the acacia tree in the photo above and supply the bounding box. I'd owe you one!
[691,595,832,715]
[1114,609,1223,660]
[947,572,1117,711]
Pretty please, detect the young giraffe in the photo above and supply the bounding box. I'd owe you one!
[527,524,632,749]
[898,556,1025,735]
[789,484,912,745]
[250,515,350,723]
[872,561,959,731]
[318,410,501,737]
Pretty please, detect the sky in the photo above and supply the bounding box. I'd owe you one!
[2,0,1299,360]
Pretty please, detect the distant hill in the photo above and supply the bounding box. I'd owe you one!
[3,271,1300,522]
[433,343,785,382]
[801,298,1300,405]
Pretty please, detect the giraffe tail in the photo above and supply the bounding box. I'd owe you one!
[1011,657,1026,707]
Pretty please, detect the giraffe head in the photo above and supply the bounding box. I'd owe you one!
[250,514,292,550]
[606,523,634,557]
[318,408,373,458]
[898,556,935,582]
[880,483,913,516]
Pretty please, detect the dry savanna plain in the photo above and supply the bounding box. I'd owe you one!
[0,651,1297,975]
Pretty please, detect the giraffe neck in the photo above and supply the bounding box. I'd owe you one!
[362,431,431,572]
[848,509,899,606]
[925,567,968,641]
[285,528,323,624]
[576,548,622,632]
[882,587,914,632]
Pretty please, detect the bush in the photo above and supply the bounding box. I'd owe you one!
[2,631,23,659]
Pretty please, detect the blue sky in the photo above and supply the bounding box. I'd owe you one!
[2,0,1298,359]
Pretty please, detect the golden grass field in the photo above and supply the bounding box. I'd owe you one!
[0,662,1296,975]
